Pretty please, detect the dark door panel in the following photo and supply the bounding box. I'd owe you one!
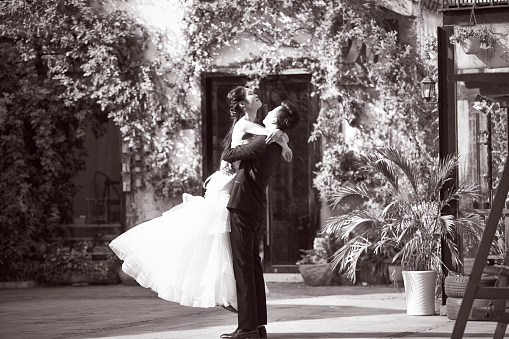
[202,75,319,272]
[263,76,318,272]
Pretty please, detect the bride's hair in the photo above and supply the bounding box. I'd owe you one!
[227,86,246,119]
[221,86,246,157]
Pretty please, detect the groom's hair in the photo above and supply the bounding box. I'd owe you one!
[276,100,301,132]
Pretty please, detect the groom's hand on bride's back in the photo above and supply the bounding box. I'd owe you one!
[222,136,267,163]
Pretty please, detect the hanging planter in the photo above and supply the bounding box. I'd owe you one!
[449,25,497,55]
[460,38,481,55]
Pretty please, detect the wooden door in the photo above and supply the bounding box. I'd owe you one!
[202,74,319,272]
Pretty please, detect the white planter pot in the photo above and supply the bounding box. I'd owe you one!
[402,270,437,316]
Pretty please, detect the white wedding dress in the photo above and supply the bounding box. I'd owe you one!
[109,161,238,309]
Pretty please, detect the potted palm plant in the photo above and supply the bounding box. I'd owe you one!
[324,147,483,315]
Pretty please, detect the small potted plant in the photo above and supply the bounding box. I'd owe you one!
[296,235,341,286]
[449,25,497,54]
[324,147,483,315]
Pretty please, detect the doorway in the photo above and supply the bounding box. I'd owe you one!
[202,74,320,272]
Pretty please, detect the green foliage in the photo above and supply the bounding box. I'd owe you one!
[323,147,484,284]
[313,145,366,202]
[491,107,509,192]
[0,0,200,280]
[146,131,201,199]
[37,241,120,285]
[0,0,440,281]
[179,0,437,203]
[296,235,335,265]
[38,244,92,284]
[490,106,508,259]
[449,25,497,47]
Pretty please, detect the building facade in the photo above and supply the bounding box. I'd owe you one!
[73,0,443,273]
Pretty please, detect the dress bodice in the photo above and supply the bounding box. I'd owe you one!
[203,169,236,198]
[231,135,253,148]
[203,136,253,199]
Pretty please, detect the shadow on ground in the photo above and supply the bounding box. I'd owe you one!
[253,332,493,338]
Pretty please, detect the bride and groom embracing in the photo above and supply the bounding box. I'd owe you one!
[109,86,301,339]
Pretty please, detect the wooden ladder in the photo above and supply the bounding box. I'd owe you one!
[451,158,509,339]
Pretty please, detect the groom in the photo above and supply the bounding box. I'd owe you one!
[221,100,301,339]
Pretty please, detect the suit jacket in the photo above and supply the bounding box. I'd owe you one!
[222,135,282,218]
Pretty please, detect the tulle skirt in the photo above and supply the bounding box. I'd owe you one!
[109,171,237,309]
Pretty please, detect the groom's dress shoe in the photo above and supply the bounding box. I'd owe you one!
[257,326,267,338]
[220,328,260,339]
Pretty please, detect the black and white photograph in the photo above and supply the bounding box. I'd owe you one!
[1,1,509,338]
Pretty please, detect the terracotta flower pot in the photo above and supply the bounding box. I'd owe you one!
[298,263,337,286]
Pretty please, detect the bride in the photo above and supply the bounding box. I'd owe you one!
[109,86,292,310]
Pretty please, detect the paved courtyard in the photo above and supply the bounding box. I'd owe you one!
[0,278,499,339]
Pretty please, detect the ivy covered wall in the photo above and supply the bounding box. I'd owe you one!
[107,0,442,224]
[0,0,200,280]
[0,0,441,280]
[101,0,197,226]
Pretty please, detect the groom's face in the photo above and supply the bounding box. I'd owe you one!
[263,106,281,128]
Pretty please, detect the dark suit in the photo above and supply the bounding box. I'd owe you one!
[222,135,282,330]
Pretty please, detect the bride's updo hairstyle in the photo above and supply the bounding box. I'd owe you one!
[227,86,246,120]
[221,86,246,157]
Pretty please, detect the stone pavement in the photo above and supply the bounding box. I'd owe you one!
[0,274,500,339]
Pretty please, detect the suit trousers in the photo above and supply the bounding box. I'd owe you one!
[229,208,267,330]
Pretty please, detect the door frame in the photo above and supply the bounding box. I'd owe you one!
[201,73,321,272]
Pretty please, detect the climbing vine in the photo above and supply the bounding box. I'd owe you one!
[177,0,438,202]
[0,0,438,280]
[0,0,200,280]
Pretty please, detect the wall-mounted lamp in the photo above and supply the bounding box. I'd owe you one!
[420,76,437,102]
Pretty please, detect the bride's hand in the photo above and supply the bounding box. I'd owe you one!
[221,162,236,175]
[282,147,293,162]
[265,129,283,144]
